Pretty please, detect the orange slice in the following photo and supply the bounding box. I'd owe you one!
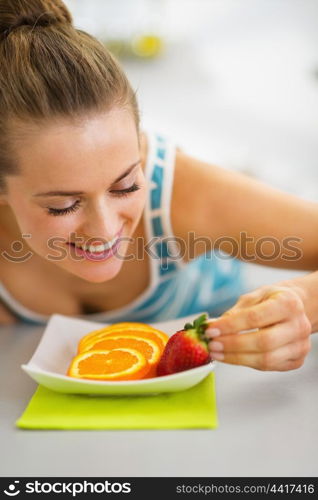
[67,348,150,381]
[79,321,152,352]
[78,323,169,354]
[81,335,162,377]
[80,329,168,354]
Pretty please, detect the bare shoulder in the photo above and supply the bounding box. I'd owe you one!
[0,301,18,325]
[170,149,318,269]
[170,150,229,243]
[170,149,274,259]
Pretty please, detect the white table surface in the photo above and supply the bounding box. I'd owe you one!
[1,321,318,477]
[2,0,318,479]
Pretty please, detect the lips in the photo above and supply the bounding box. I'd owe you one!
[67,227,123,261]
[70,238,121,261]
[72,235,119,254]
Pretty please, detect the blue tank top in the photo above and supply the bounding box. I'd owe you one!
[0,131,245,324]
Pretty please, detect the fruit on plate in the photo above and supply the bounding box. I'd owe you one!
[80,335,162,377]
[157,313,210,376]
[67,348,150,381]
[78,322,168,354]
[67,321,168,381]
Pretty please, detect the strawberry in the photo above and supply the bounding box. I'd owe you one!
[157,313,210,376]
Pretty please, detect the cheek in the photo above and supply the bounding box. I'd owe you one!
[116,191,146,219]
[121,173,147,217]
[130,187,147,214]
[23,217,80,260]
[37,219,77,243]
[11,202,76,250]
[33,215,72,236]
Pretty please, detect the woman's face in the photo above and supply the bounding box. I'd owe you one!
[1,108,147,283]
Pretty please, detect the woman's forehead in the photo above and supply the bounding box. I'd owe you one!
[14,109,138,157]
[11,109,140,185]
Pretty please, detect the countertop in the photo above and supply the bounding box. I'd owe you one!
[1,321,318,477]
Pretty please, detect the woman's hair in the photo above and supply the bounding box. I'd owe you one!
[0,0,139,192]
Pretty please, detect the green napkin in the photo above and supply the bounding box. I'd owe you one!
[16,374,218,430]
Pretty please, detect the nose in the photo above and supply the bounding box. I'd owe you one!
[78,199,122,242]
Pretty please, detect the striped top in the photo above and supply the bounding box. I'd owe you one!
[0,131,245,324]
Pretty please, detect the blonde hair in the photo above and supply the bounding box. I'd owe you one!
[0,0,139,192]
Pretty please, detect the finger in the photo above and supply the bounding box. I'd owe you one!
[276,357,306,371]
[205,291,303,335]
[205,291,265,327]
[210,338,311,371]
[204,288,271,336]
[227,288,269,309]
[207,315,311,354]
[207,285,285,322]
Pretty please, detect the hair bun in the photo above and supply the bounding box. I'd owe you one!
[0,0,72,40]
[4,12,59,36]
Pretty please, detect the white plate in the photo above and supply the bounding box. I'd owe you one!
[22,312,215,395]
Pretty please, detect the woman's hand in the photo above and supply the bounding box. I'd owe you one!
[204,285,312,371]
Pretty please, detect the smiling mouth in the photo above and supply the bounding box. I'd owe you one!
[67,225,124,255]
[67,237,121,262]
[68,235,120,254]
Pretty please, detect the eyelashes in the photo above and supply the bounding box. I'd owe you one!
[47,183,141,217]
[47,200,81,217]
[110,182,141,197]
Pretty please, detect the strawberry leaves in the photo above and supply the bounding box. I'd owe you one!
[184,313,209,339]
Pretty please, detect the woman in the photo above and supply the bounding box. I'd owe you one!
[0,0,317,372]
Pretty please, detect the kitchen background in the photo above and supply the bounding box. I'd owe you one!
[64,0,318,291]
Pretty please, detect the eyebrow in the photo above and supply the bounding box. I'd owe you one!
[32,160,141,197]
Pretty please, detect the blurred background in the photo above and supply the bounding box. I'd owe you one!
[64,0,318,290]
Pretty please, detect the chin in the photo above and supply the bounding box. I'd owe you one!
[68,259,123,284]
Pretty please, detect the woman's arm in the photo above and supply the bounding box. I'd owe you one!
[275,271,318,332]
[170,151,318,371]
[171,151,318,270]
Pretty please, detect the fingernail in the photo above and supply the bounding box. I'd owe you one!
[205,328,221,338]
[210,352,224,361]
[209,341,224,352]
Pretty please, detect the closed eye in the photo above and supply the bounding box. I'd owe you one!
[47,200,81,216]
[47,183,141,216]
[110,182,141,197]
